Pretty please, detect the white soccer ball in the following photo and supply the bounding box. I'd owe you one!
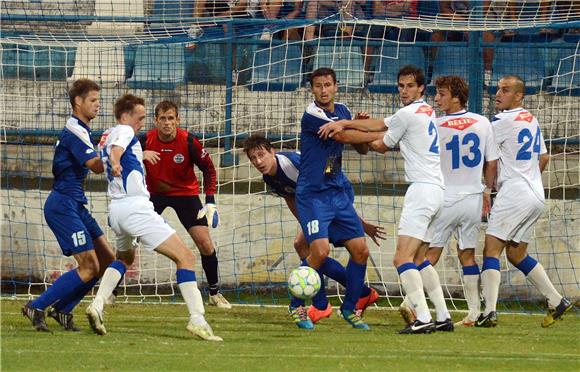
[287,266,321,300]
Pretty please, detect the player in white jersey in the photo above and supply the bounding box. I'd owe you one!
[414,76,499,328]
[85,94,222,341]
[477,75,572,328]
[319,65,444,334]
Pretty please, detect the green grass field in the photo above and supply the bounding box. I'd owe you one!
[2,299,579,371]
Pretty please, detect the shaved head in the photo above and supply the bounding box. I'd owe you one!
[502,75,525,95]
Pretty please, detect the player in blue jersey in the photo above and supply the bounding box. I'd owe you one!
[319,66,445,334]
[243,134,385,329]
[296,67,384,330]
[22,79,116,332]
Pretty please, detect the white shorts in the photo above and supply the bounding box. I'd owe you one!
[487,181,545,243]
[426,193,482,250]
[108,197,176,251]
[399,183,444,241]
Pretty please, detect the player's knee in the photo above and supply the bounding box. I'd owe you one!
[353,245,369,263]
[78,255,100,279]
[176,246,196,268]
[293,238,309,260]
[506,247,526,266]
[116,250,135,267]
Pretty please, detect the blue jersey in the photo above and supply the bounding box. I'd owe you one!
[297,102,352,195]
[263,152,300,197]
[52,116,99,204]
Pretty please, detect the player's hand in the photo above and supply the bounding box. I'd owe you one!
[482,192,491,218]
[143,150,161,165]
[318,120,347,139]
[197,203,220,228]
[111,164,122,177]
[355,112,370,120]
[362,220,386,246]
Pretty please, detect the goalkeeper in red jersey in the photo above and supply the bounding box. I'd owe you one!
[140,100,231,309]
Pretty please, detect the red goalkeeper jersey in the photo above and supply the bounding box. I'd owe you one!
[142,128,217,197]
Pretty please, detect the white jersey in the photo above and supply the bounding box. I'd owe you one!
[436,110,499,196]
[99,124,149,200]
[382,100,444,187]
[491,108,547,202]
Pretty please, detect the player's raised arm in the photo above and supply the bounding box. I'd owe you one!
[318,118,387,139]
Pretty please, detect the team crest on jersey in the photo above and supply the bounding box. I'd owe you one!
[440,117,478,131]
[415,105,434,116]
[514,111,534,123]
[173,153,185,163]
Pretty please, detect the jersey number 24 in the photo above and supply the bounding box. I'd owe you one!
[516,127,541,160]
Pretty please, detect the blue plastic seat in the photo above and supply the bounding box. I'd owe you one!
[430,46,471,84]
[1,43,75,81]
[313,45,364,89]
[549,48,580,95]
[127,43,185,89]
[250,44,302,91]
[489,45,547,94]
[368,44,426,93]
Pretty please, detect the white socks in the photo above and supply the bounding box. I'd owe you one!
[420,265,450,322]
[526,264,562,308]
[400,269,431,323]
[93,266,123,311]
[178,281,207,326]
[463,274,481,321]
[481,269,501,316]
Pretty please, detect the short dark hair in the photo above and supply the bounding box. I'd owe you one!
[155,100,179,118]
[242,134,273,156]
[69,79,100,109]
[434,75,469,107]
[113,94,145,120]
[397,65,425,89]
[309,67,337,86]
[502,74,526,94]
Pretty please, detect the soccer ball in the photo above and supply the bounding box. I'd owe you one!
[287,266,321,300]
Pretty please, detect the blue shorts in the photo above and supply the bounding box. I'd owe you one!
[296,187,364,246]
[44,191,103,256]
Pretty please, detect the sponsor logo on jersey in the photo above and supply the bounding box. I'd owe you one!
[440,117,478,131]
[173,153,185,163]
[514,111,534,123]
[85,148,94,154]
[415,105,434,116]
[161,148,173,152]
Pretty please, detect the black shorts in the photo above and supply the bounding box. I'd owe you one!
[150,195,208,230]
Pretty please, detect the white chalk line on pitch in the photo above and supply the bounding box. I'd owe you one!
[3,349,579,362]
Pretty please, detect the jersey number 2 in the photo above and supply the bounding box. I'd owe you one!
[516,127,541,160]
[428,122,439,154]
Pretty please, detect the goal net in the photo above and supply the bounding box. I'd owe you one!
[1,0,579,311]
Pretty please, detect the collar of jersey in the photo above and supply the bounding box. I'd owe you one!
[502,107,524,113]
[71,115,90,131]
[447,110,468,116]
[412,99,425,104]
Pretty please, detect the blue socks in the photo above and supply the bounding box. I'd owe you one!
[53,277,98,313]
[342,259,366,311]
[515,255,538,275]
[30,269,84,311]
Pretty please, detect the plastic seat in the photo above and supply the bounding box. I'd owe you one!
[430,46,471,84]
[313,45,365,89]
[127,44,185,89]
[549,48,580,95]
[1,43,74,81]
[489,45,547,94]
[69,42,126,84]
[368,44,426,93]
[250,44,302,91]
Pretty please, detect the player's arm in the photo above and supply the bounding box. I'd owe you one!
[108,145,125,177]
[318,118,388,139]
[190,134,220,227]
[283,196,300,220]
[332,129,384,146]
[359,218,386,246]
[85,156,104,174]
[539,153,550,173]
[482,159,497,217]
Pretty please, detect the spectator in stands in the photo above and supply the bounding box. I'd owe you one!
[260,1,305,41]
[430,1,495,84]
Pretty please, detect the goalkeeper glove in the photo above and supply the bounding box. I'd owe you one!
[197,203,219,228]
